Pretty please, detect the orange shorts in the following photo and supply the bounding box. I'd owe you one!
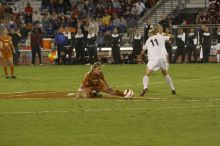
[0,49,13,59]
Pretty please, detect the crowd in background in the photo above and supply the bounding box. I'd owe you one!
[0,0,219,65]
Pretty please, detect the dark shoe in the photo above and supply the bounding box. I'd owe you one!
[140,88,148,96]
[172,90,176,95]
[6,76,9,79]
[11,75,16,79]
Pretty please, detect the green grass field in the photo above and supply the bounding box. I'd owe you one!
[0,64,220,146]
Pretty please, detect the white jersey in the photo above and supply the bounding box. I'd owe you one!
[143,33,169,61]
[143,34,170,71]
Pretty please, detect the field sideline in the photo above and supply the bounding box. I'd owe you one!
[0,64,220,146]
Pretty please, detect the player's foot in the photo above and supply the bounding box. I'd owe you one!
[140,88,148,96]
[6,76,9,79]
[172,90,176,95]
[11,75,16,79]
[92,90,102,98]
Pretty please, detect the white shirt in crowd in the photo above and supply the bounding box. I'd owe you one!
[177,33,185,42]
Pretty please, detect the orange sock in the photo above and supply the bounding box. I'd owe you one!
[3,66,8,76]
[115,90,124,97]
[10,66,14,76]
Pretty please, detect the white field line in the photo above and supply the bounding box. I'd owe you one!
[0,76,219,98]
[0,104,220,115]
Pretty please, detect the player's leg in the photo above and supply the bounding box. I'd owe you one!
[96,81,124,97]
[8,56,16,78]
[76,88,93,98]
[140,68,153,96]
[2,58,9,79]
[161,69,176,94]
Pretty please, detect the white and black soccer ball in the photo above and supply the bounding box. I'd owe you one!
[123,89,134,99]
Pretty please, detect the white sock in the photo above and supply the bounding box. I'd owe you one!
[143,76,149,89]
[164,74,175,90]
[217,55,220,63]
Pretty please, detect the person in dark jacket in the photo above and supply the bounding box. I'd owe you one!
[30,28,42,65]
[111,28,121,64]
[173,28,186,63]
[186,27,197,63]
[201,26,211,63]
[165,27,173,63]
[216,26,220,63]
[86,29,97,64]
[144,18,154,42]
[132,29,143,63]
[9,29,21,65]
[74,28,85,64]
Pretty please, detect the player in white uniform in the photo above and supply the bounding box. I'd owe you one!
[138,25,176,96]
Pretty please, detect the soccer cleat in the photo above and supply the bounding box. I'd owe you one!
[140,88,148,96]
[6,76,9,79]
[172,90,176,95]
[11,75,16,79]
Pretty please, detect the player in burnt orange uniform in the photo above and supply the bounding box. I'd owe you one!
[76,62,124,98]
[0,28,16,79]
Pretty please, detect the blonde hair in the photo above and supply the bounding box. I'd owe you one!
[90,62,102,71]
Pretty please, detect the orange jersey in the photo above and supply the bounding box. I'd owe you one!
[82,71,105,87]
[0,35,12,51]
[0,35,13,59]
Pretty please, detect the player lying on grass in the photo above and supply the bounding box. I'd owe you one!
[76,62,125,98]
[138,25,176,96]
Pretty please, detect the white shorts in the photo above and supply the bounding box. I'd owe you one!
[217,43,220,50]
[147,58,169,71]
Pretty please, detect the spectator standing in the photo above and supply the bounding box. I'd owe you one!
[216,26,220,63]
[64,29,72,64]
[144,18,154,42]
[111,28,121,64]
[32,11,42,24]
[126,15,137,42]
[131,4,140,19]
[24,2,33,24]
[30,28,43,65]
[132,29,143,62]
[137,0,146,16]
[201,26,211,63]
[173,28,186,63]
[165,27,173,63]
[54,29,67,64]
[86,29,97,64]
[88,18,99,36]
[74,28,86,64]
[186,27,197,63]
[9,29,21,65]
[159,14,170,31]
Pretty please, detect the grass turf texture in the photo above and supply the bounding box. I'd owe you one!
[0,64,220,146]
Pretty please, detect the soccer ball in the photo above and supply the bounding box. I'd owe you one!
[123,89,134,99]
